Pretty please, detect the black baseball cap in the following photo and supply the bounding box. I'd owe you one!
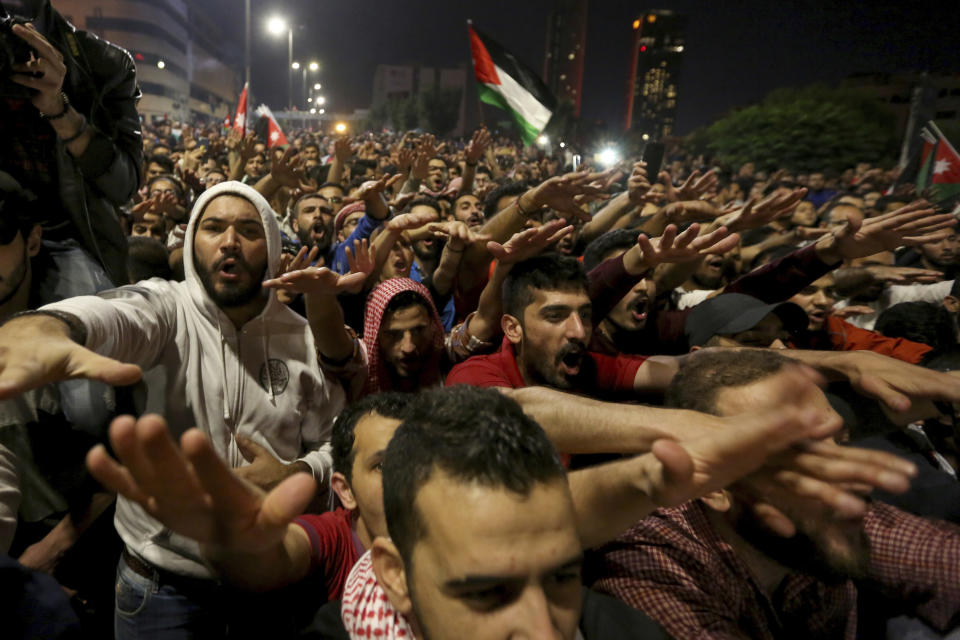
[685,293,808,348]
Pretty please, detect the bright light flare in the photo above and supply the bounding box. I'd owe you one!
[334,122,347,134]
[266,16,287,36]
[597,147,619,168]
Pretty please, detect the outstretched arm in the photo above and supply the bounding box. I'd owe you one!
[86,414,315,591]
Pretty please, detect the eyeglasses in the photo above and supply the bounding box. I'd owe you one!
[149,188,178,198]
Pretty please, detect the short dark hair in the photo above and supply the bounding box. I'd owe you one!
[582,229,639,272]
[403,195,441,216]
[331,392,412,484]
[146,153,175,174]
[502,254,587,320]
[665,349,791,415]
[147,174,185,202]
[483,181,526,218]
[318,181,345,194]
[820,199,860,225]
[127,236,172,283]
[382,386,565,565]
[304,141,320,152]
[291,191,330,216]
[876,302,957,353]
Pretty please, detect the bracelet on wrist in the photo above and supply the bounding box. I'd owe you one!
[516,197,535,219]
[59,115,88,145]
[39,92,70,120]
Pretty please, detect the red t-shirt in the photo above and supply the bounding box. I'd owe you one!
[445,337,647,396]
[294,507,363,601]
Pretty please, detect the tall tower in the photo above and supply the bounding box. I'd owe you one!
[625,10,687,137]
[543,0,588,117]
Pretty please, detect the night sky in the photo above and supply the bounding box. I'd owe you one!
[237,0,960,135]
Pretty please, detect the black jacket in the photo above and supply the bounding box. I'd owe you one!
[33,0,143,285]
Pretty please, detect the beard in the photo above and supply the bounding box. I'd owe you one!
[734,503,871,583]
[195,251,265,308]
[297,220,333,254]
[0,243,29,308]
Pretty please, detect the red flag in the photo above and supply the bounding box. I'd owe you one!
[931,137,960,185]
[233,84,248,135]
[255,104,288,148]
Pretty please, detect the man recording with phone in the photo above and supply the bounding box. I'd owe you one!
[1,0,142,288]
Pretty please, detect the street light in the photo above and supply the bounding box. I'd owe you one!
[310,108,316,114]
[266,16,286,35]
[313,83,321,90]
[334,122,347,134]
[309,61,319,72]
[317,96,326,106]
[267,16,295,109]
[156,60,165,69]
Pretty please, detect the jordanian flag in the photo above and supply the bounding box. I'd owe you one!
[468,23,555,146]
[916,121,960,209]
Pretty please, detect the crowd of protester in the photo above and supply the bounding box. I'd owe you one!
[3,2,960,638]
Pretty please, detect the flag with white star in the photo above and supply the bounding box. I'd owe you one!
[916,121,960,208]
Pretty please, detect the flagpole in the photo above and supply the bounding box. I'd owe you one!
[929,121,960,159]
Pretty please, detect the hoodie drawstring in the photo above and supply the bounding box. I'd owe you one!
[262,316,276,406]
[216,314,232,422]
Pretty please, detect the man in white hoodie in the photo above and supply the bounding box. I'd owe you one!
[0,181,352,638]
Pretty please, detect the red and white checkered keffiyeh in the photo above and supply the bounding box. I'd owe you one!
[341,550,414,639]
[362,278,445,396]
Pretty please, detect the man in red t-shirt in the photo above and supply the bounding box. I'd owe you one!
[447,254,680,398]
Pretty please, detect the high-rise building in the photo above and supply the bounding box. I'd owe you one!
[625,10,687,138]
[56,0,239,122]
[543,0,588,117]
[371,64,467,136]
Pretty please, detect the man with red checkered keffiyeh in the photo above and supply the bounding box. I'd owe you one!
[361,278,447,395]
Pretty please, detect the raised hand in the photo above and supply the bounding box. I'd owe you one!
[10,22,67,114]
[270,147,307,189]
[263,249,367,296]
[627,223,739,273]
[428,221,493,252]
[385,210,439,233]
[627,162,656,206]
[345,238,375,284]
[864,264,944,285]
[718,188,808,233]
[521,169,617,222]
[333,136,354,164]
[396,147,415,175]
[346,173,404,205]
[86,414,315,553]
[238,131,258,162]
[659,169,718,203]
[831,305,875,320]
[465,127,492,165]
[410,152,430,182]
[817,199,956,263]
[487,219,574,265]
[417,133,439,159]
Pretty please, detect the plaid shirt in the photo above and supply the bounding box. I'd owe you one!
[590,501,960,639]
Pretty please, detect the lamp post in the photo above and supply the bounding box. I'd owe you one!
[267,16,294,109]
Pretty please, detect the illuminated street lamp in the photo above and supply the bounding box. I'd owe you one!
[334,122,347,134]
[267,16,295,108]
[313,83,321,90]
[309,61,319,72]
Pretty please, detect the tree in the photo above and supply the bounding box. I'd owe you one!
[699,84,898,173]
[418,85,462,137]
[388,95,419,132]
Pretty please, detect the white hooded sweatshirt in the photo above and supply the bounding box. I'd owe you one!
[43,181,344,577]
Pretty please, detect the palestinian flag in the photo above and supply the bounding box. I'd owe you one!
[468,23,555,146]
[915,122,960,209]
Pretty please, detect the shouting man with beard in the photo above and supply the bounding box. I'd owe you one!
[0,181,354,637]
[290,192,335,258]
[446,253,681,398]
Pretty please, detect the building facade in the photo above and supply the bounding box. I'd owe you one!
[371,64,466,137]
[543,0,587,117]
[56,0,239,123]
[624,9,687,138]
[841,72,960,138]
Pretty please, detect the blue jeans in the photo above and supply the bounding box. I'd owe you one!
[114,555,227,640]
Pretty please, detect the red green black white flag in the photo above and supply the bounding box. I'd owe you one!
[468,23,555,146]
[915,122,960,210]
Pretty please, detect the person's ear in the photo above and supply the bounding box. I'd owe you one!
[330,472,356,510]
[699,490,732,513]
[943,295,960,315]
[371,537,413,616]
[502,313,523,345]
[26,224,42,257]
[290,217,300,233]
[689,345,702,353]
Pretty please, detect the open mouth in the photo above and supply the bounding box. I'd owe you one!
[557,349,583,377]
[218,257,241,280]
[628,296,650,323]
